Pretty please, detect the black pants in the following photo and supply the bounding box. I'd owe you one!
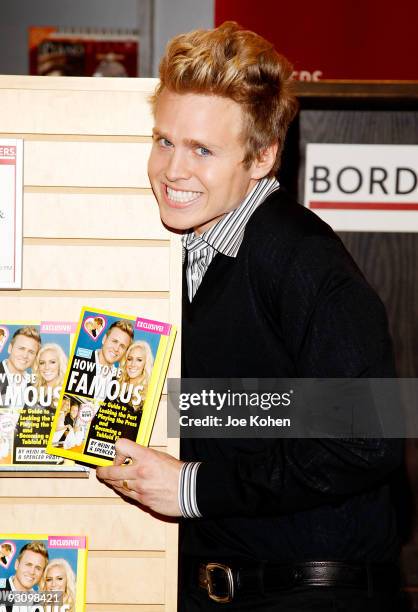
[179,586,408,612]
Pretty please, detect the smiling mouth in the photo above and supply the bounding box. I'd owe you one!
[165,185,202,206]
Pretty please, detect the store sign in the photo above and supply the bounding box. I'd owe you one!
[304,144,418,232]
[0,139,23,288]
[215,1,418,80]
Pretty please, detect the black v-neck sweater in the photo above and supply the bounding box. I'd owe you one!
[181,188,401,562]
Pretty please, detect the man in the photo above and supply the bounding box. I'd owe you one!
[97,22,403,611]
[66,320,134,401]
[0,541,48,612]
[0,327,41,408]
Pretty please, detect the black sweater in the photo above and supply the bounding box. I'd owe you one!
[181,189,402,563]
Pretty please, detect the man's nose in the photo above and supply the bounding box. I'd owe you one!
[165,149,191,182]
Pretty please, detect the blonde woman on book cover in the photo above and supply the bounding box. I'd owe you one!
[39,558,76,612]
[33,343,68,408]
[118,340,154,411]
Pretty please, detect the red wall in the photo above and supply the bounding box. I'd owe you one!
[215,0,418,80]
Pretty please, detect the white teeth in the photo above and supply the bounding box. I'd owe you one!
[167,186,200,203]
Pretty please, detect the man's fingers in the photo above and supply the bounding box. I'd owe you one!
[96,463,136,482]
[97,441,151,481]
[113,438,148,465]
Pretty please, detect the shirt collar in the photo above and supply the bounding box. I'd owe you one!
[2,360,11,377]
[3,360,29,384]
[181,177,280,257]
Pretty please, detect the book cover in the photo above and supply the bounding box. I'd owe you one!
[28,27,139,77]
[47,308,176,466]
[0,139,23,289]
[0,322,83,471]
[0,534,87,612]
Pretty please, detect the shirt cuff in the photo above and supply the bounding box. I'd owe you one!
[178,461,202,518]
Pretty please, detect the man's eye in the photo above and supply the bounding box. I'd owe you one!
[196,146,211,157]
[159,138,173,148]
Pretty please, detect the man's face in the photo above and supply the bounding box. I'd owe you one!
[62,397,71,412]
[101,328,131,364]
[14,550,46,591]
[8,335,39,373]
[148,90,265,234]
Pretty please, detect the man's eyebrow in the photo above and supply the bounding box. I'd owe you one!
[152,128,169,139]
[152,129,219,151]
[184,138,216,151]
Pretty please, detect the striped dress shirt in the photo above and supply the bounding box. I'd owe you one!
[179,177,280,518]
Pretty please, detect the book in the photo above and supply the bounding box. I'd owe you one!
[28,27,139,77]
[47,308,176,467]
[0,139,23,289]
[0,534,87,612]
[0,322,84,471]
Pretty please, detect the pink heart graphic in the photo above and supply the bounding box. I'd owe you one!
[83,316,106,340]
[0,327,9,352]
[0,540,15,568]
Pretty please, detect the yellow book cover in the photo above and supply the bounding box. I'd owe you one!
[47,307,176,466]
[0,321,83,472]
[0,533,87,612]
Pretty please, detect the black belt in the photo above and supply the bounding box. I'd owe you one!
[196,560,399,603]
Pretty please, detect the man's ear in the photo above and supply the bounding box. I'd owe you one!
[102,333,108,347]
[251,143,279,180]
[8,342,12,355]
[15,558,19,571]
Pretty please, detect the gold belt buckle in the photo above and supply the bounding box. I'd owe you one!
[205,562,234,603]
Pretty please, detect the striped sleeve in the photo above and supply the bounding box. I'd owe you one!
[178,461,202,518]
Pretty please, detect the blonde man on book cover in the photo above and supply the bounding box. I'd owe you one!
[0,327,41,408]
[0,541,48,612]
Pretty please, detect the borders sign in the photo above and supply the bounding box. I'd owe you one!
[304,144,418,232]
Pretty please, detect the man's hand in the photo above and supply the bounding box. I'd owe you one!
[96,438,184,516]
